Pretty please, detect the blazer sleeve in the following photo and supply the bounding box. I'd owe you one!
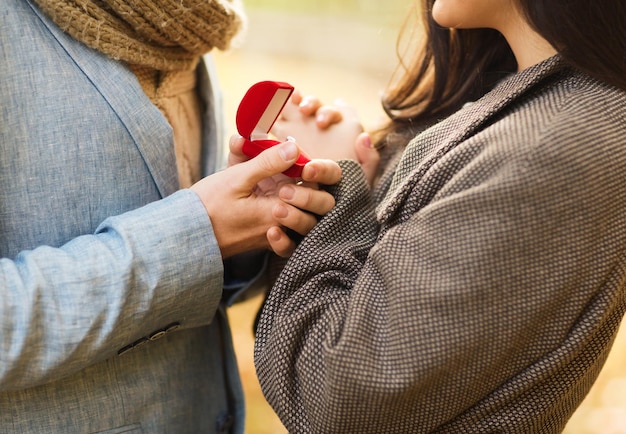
[0,190,224,390]
[254,112,626,433]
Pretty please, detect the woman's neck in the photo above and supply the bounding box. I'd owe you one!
[500,13,558,71]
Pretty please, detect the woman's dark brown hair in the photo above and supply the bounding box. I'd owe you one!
[374,0,626,149]
[518,0,625,92]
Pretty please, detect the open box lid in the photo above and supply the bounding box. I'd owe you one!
[236,81,294,140]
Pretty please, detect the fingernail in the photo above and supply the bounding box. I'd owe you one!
[299,96,314,109]
[274,203,288,218]
[302,163,316,180]
[286,136,296,142]
[361,133,372,148]
[280,185,295,200]
[268,227,281,242]
[316,114,326,124]
[279,142,298,161]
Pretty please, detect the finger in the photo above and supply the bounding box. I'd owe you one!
[272,202,319,236]
[267,226,296,258]
[290,89,304,106]
[315,105,344,129]
[227,134,247,167]
[233,141,301,190]
[354,132,380,185]
[299,95,323,116]
[354,132,376,164]
[279,184,336,217]
[301,159,342,186]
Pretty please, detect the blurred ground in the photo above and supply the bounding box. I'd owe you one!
[213,8,626,434]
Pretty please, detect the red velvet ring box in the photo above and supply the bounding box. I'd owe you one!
[236,80,310,178]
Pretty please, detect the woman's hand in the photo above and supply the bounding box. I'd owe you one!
[273,90,381,186]
[192,137,341,258]
[272,90,363,161]
[291,90,346,130]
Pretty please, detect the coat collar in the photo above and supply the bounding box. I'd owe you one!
[377,55,567,224]
[27,0,180,199]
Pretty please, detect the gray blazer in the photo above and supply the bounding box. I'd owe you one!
[0,1,243,432]
[255,56,626,433]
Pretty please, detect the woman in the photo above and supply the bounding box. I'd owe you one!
[0,1,339,432]
[250,0,626,432]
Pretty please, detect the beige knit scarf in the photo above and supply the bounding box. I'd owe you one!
[32,0,246,71]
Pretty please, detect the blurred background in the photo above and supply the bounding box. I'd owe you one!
[212,1,626,433]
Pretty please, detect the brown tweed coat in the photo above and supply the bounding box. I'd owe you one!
[254,56,626,433]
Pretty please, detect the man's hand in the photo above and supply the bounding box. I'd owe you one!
[192,137,341,258]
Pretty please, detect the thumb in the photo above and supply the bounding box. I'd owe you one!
[354,132,380,186]
[238,141,300,188]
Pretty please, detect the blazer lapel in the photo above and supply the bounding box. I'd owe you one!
[27,0,179,198]
[377,56,566,224]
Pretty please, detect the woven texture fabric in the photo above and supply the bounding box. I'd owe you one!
[255,56,626,433]
[1,0,243,430]
[32,0,246,71]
